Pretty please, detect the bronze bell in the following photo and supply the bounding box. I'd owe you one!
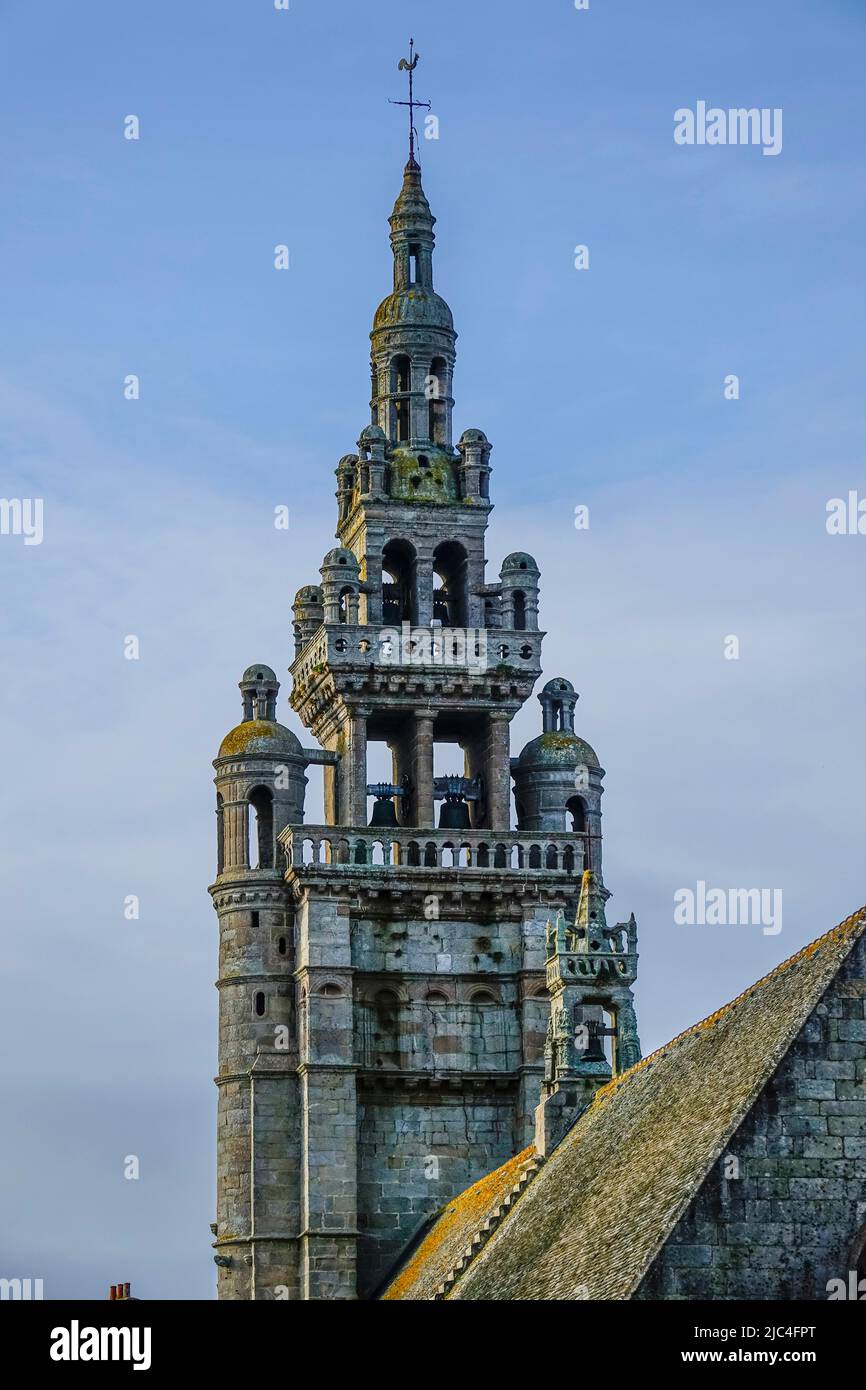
[438,797,470,830]
[369,796,398,828]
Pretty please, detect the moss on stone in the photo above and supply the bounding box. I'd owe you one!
[218,720,278,757]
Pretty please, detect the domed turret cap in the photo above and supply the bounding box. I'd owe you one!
[218,720,303,760]
[320,546,360,573]
[241,664,278,687]
[516,731,600,771]
[501,551,540,576]
[218,664,304,761]
[293,584,323,608]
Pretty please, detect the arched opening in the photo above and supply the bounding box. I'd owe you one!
[433,540,469,627]
[391,355,411,442]
[545,844,558,870]
[513,590,527,631]
[529,845,542,870]
[254,991,266,1018]
[571,1004,616,1067]
[428,356,447,443]
[567,796,587,833]
[216,793,224,875]
[382,538,417,624]
[371,989,401,1068]
[247,786,274,869]
[338,586,356,623]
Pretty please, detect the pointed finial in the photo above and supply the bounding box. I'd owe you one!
[391,37,431,165]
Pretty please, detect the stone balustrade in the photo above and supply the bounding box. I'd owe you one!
[290,623,542,686]
[279,823,585,874]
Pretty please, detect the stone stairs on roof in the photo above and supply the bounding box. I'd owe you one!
[432,1152,544,1299]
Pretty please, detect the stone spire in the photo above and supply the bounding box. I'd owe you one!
[388,157,437,293]
[369,154,457,450]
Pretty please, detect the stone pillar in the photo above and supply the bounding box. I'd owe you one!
[486,713,512,831]
[346,710,368,828]
[410,359,428,441]
[223,797,249,870]
[414,544,433,627]
[322,746,339,827]
[363,551,383,626]
[413,710,435,829]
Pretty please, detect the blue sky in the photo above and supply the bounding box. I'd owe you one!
[1,0,865,1299]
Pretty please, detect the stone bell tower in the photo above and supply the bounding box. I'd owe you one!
[209,49,641,1301]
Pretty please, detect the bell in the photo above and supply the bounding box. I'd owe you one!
[438,798,471,830]
[583,1025,607,1064]
[369,797,398,828]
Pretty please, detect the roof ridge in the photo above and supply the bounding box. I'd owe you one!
[592,904,866,1111]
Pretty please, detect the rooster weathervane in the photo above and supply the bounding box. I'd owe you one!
[389,38,431,164]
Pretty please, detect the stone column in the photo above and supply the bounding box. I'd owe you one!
[363,551,383,626]
[410,359,428,441]
[486,713,512,831]
[414,544,433,627]
[346,710,368,828]
[224,797,249,870]
[413,711,435,829]
[322,743,339,827]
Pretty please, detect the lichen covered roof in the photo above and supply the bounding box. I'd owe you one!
[384,906,866,1301]
[516,731,599,769]
[381,1147,535,1301]
[217,719,302,759]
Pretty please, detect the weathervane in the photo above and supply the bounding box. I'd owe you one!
[389,38,431,164]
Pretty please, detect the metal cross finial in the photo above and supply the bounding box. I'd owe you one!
[390,37,431,163]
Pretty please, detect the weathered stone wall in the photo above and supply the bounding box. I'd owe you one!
[356,1092,517,1296]
[213,886,299,1300]
[637,934,866,1300]
[352,909,523,975]
[347,904,550,1294]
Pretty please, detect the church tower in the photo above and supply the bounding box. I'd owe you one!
[209,50,640,1300]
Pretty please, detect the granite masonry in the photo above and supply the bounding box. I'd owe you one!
[208,146,639,1299]
[209,136,865,1306]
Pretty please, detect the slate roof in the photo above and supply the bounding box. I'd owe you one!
[382,906,866,1301]
[380,1147,537,1302]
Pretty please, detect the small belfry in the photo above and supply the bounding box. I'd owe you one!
[209,46,641,1301]
[536,872,641,1155]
